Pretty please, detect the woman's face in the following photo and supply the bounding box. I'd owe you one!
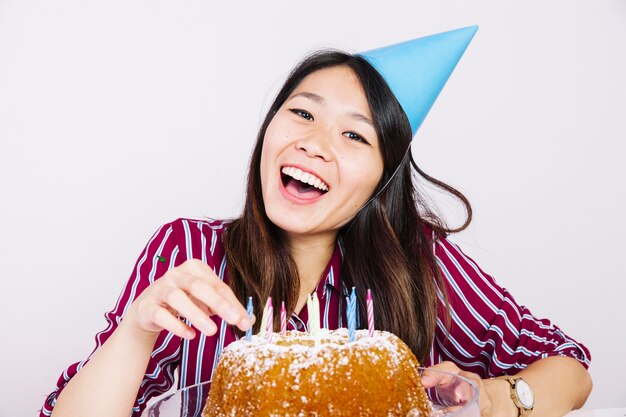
[260,65,384,239]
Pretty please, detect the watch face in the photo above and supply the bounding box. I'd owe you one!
[515,379,534,408]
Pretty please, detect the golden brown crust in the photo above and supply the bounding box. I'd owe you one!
[204,329,431,416]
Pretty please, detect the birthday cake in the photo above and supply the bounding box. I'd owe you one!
[202,328,431,416]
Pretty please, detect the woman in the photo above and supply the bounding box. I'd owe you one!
[43,39,591,417]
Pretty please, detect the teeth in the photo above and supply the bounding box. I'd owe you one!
[281,167,329,192]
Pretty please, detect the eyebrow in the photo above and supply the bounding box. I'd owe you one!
[289,91,375,128]
[349,111,374,128]
[291,91,325,103]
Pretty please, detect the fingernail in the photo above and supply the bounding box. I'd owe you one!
[240,316,252,330]
[203,320,216,335]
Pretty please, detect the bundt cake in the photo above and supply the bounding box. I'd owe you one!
[203,328,431,416]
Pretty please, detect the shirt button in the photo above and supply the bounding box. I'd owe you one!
[296,322,303,330]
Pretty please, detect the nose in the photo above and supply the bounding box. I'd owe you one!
[294,128,333,162]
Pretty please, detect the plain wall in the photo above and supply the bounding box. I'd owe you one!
[1,1,625,416]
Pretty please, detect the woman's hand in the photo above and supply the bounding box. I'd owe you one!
[51,258,252,417]
[125,258,253,340]
[421,361,517,417]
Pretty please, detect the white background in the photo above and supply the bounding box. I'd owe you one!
[1,1,625,416]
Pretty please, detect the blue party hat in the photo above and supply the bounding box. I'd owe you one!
[360,26,478,138]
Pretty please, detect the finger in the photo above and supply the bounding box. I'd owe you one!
[421,362,462,388]
[428,361,462,373]
[454,371,481,406]
[188,294,212,315]
[168,269,251,330]
[152,306,196,340]
[457,371,489,416]
[421,370,457,389]
[180,260,246,310]
[163,287,218,335]
[165,260,253,330]
[188,293,257,326]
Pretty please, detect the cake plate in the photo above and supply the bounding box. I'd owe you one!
[142,368,479,416]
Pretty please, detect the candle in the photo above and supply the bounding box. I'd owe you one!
[265,297,274,344]
[367,289,374,337]
[246,296,253,342]
[280,301,287,336]
[258,297,270,338]
[311,292,321,346]
[348,287,356,342]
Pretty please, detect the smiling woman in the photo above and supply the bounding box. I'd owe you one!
[43,29,592,417]
[261,66,383,235]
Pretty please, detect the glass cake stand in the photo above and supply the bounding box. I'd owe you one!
[142,368,479,417]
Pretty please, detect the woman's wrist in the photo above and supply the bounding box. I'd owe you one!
[118,309,162,347]
[484,377,518,417]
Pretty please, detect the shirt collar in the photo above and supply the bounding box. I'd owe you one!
[319,239,344,294]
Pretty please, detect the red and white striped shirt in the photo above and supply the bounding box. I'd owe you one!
[40,218,591,416]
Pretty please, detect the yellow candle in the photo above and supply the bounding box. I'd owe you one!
[312,292,321,346]
[258,298,270,338]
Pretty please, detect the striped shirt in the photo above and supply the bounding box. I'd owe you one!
[40,218,591,416]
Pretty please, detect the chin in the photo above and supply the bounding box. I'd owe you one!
[266,209,354,241]
[266,211,316,235]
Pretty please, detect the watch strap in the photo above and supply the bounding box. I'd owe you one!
[506,377,533,417]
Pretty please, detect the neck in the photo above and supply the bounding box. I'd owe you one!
[286,232,336,296]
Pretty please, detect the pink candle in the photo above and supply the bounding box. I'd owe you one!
[280,301,287,336]
[266,297,274,343]
[367,289,375,337]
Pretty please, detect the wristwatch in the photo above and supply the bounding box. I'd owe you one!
[506,377,534,417]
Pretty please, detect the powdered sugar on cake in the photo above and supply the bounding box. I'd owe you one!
[227,329,402,377]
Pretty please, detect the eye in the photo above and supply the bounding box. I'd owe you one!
[343,131,370,145]
[289,108,314,121]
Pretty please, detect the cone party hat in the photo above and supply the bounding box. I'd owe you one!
[360,25,478,138]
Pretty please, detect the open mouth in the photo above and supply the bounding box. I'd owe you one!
[280,166,329,200]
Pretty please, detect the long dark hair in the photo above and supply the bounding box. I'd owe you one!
[222,50,471,362]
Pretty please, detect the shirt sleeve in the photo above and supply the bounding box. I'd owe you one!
[431,235,591,378]
[40,221,184,417]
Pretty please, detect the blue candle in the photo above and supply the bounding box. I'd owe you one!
[348,287,356,342]
[246,296,253,342]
